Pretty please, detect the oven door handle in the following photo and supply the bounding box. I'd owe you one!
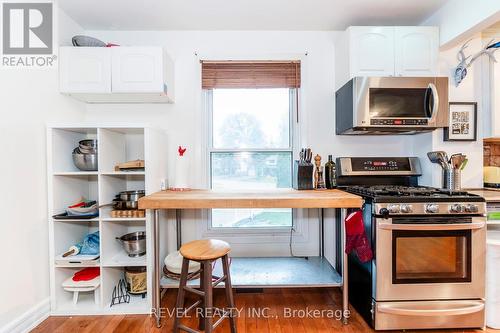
[378,221,485,231]
[378,301,484,317]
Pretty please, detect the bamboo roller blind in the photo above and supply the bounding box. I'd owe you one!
[201,60,301,89]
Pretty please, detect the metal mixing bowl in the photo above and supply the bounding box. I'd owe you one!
[72,153,98,171]
[116,231,146,257]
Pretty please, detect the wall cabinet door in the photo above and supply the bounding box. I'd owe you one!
[111,47,164,93]
[59,47,111,93]
[349,27,395,77]
[395,27,439,77]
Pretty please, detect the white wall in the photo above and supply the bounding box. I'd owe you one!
[421,0,500,48]
[81,30,415,258]
[0,9,86,333]
[414,36,485,188]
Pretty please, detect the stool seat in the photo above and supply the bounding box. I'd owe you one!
[180,239,230,261]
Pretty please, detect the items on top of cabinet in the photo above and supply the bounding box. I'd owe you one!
[72,35,119,47]
[59,46,175,103]
[335,26,439,89]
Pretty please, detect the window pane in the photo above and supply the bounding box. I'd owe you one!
[211,151,292,228]
[212,208,292,228]
[211,152,292,189]
[212,88,290,149]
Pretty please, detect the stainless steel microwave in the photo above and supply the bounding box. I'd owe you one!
[335,77,448,135]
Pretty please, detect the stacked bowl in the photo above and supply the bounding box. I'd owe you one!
[73,139,98,171]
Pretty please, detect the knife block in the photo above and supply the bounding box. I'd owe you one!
[293,160,314,190]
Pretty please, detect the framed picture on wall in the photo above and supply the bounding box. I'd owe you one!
[443,102,477,141]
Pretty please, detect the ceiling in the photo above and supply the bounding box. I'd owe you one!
[59,0,448,31]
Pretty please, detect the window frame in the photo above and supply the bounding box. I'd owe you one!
[205,88,298,233]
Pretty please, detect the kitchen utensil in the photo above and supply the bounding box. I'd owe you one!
[72,152,98,171]
[79,139,97,149]
[112,199,139,210]
[110,210,145,218]
[115,159,145,171]
[110,279,130,307]
[118,190,145,202]
[443,168,461,191]
[427,151,448,170]
[72,35,107,47]
[460,158,468,171]
[124,266,147,295]
[116,231,146,257]
[450,153,466,169]
[484,166,500,187]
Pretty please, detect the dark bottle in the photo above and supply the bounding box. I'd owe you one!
[324,155,337,189]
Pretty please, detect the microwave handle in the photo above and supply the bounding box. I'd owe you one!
[424,83,439,119]
[378,221,485,231]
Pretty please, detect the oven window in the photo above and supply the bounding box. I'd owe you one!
[370,88,427,118]
[392,230,471,284]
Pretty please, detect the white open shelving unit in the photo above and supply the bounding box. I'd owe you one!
[47,124,167,315]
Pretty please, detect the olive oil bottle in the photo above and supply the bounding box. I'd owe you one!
[324,155,337,189]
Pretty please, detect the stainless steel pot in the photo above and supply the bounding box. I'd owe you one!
[119,190,145,202]
[112,199,139,210]
[116,231,146,257]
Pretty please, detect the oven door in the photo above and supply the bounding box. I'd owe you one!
[354,77,448,128]
[374,216,486,301]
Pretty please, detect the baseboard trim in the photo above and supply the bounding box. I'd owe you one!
[1,298,50,333]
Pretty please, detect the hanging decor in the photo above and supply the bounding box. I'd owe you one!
[454,39,500,87]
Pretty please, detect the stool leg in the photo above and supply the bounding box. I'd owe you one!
[173,258,190,333]
[203,260,213,333]
[72,291,79,305]
[198,263,205,331]
[222,255,237,333]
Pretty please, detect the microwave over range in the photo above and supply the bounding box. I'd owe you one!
[335,77,449,135]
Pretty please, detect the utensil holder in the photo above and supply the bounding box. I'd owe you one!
[443,169,461,191]
[293,160,313,190]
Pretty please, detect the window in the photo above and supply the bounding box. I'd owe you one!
[208,88,295,228]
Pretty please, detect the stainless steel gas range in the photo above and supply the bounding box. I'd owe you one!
[337,157,486,331]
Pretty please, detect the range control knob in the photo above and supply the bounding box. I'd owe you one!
[387,204,401,214]
[449,204,464,213]
[379,208,390,218]
[465,204,479,213]
[425,204,439,214]
[400,204,413,213]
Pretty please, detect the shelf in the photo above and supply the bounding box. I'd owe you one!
[54,171,98,176]
[106,294,149,314]
[52,217,99,222]
[100,171,145,176]
[55,260,100,268]
[161,257,342,288]
[101,217,146,222]
[102,252,147,267]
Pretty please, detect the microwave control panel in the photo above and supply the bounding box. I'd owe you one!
[370,119,428,126]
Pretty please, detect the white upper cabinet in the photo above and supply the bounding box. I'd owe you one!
[59,46,175,103]
[59,47,111,93]
[349,27,395,77]
[395,26,439,77]
[111,47,164,93]
[335,26,439,88]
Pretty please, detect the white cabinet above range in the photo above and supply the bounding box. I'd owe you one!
[335,26,439,89]
[59,47,175,104]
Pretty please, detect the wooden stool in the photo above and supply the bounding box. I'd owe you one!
[173,239,237,333]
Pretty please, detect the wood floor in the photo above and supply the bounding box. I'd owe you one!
[32,288,498,333]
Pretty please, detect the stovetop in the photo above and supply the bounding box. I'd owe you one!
[343,185,485,203]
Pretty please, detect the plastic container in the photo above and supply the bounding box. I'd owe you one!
[486,231,500,329]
